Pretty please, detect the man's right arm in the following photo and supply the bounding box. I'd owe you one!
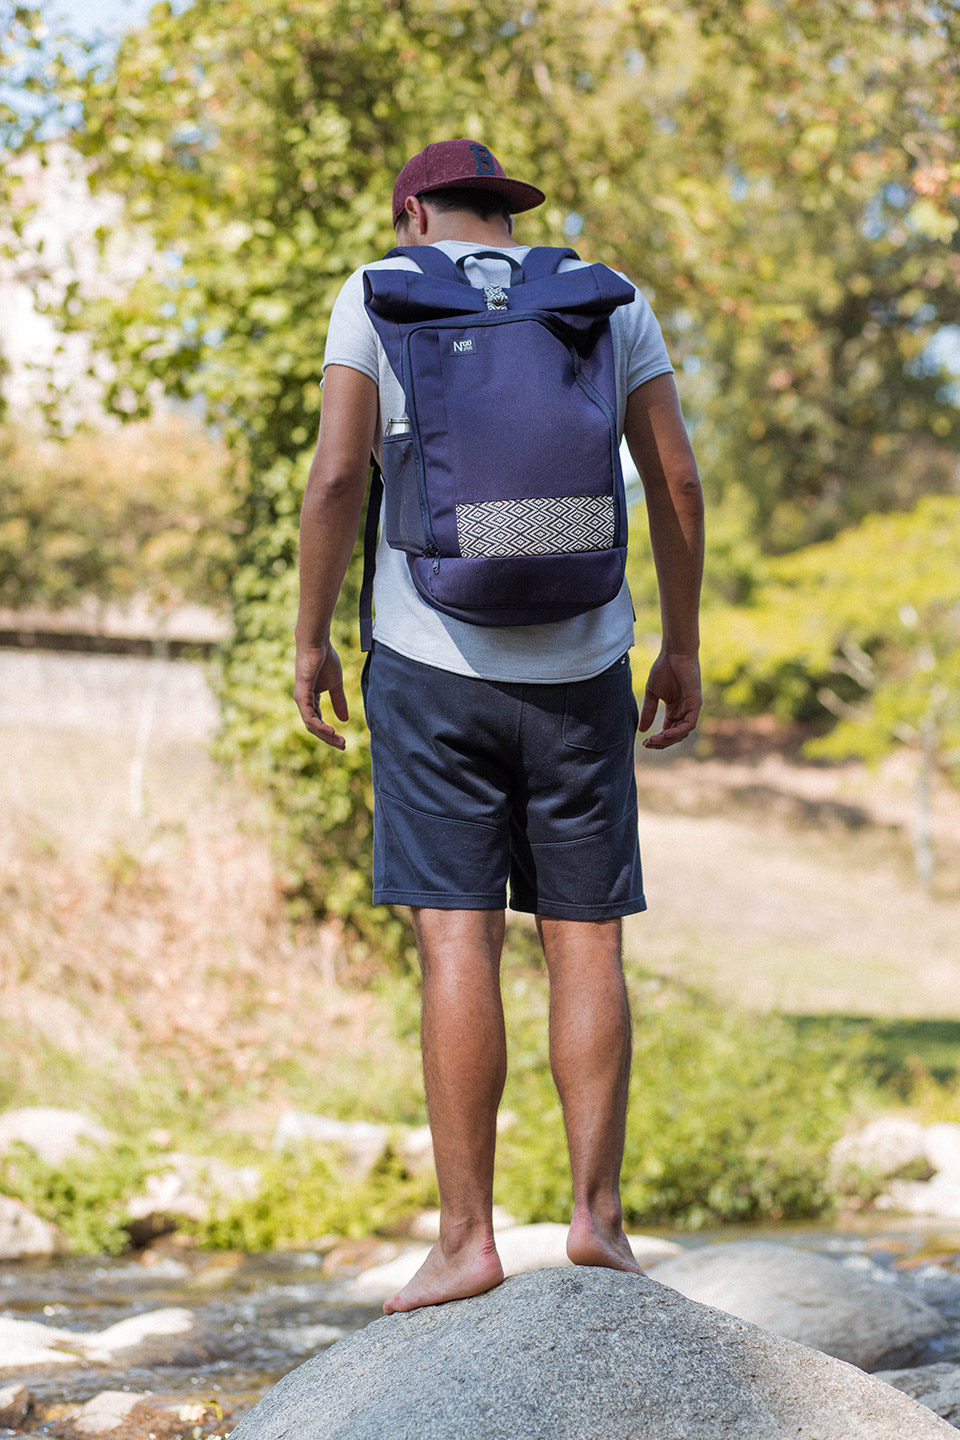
[622,372,705,750]
[293,363,379,750]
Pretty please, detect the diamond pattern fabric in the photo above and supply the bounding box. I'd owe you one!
[456,495,616,557]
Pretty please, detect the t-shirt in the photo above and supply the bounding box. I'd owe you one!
[322,240,674,683]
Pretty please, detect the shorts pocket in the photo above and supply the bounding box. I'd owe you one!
[562,655,636,752]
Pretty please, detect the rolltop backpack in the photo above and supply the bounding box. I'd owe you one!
[359,244,635,647]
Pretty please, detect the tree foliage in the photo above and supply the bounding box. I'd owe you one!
[0,417,236,611]
[42,0,960,938]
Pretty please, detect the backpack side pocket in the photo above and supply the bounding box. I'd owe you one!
[382,433,427,555]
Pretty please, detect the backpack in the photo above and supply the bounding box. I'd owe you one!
[359,244,635,648]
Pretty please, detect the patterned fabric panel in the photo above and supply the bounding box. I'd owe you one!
[456,495,616,557]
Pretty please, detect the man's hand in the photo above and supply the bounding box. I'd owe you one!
[294,642,349,750]
[639,651,701,750]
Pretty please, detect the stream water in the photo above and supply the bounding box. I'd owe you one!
[7,1219,960,1434]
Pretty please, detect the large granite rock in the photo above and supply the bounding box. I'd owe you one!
[227,1268,955,1440]
[649,1239,947,1370]
[876,1362,960,1427]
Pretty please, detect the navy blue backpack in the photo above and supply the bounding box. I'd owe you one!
[359,245,635,647]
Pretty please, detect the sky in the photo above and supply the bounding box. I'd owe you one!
[43,0,177,41]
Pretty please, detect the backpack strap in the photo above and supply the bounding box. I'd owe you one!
[383,244,464,282]
[358,458,383,652]
[517,246,581,283]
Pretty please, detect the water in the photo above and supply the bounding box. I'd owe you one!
[0,1248,383,1426]
[8,1219,960,1423]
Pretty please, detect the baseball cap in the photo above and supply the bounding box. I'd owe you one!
[392,140,546,226]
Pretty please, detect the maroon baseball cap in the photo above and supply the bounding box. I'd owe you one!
[392,140,545,226]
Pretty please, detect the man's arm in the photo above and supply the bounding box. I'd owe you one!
[622,372,705,750]
[294,364,379,750]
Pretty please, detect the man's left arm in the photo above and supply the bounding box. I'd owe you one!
[294,363,379,750]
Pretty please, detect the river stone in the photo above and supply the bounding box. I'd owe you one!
[125,1154,261,1231]
[0,1384,31,1428]
[334,1223,680,1303]
[0,1108,114,1166]
[0,1308,196,1369]
[925,1123,960,1178]
[0,1194,65,1259]
[876,1362,960,1427]
[649,1239,947,1371]
[830,1116,929,1186]
[227,1267,956,1440]
[879,1173,960,1220]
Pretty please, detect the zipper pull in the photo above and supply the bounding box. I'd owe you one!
[433,556,440,575]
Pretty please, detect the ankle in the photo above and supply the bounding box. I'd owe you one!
[438,1213,497,1255]
[573,1198,625,1235]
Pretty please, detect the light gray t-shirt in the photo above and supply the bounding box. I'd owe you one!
[323,240,673,683]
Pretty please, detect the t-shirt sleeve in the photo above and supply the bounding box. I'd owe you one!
[322,267,379,384]
[618,281,674,393]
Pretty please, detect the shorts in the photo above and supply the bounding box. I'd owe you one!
[361,642,645,920]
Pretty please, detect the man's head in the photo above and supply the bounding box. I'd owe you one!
[392,140,544,240]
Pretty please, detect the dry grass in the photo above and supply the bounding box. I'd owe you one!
[0,723,424,1135]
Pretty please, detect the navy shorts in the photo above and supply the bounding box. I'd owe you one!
[361,643,645,920]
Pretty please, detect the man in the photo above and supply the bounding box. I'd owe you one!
[294,141,703,1315]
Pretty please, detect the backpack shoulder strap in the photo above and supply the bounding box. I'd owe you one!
[384,244,466,283]
[358,458,383,652]
[516,246,581,284]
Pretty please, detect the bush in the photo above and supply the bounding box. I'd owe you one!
[496,970,868,1229]
[0,418,237,613]
[0,1142,153,1255]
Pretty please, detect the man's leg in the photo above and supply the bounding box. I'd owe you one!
[382,907,507,1314]
[537,915,644,1274]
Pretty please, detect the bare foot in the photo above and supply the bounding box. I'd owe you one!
[566,1210,647,1276]
[383,1236,504,1315]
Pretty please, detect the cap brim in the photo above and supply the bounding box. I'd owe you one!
[398,175,546,222]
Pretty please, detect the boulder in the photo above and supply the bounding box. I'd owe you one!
[829,1117,929,1187]
[0,1384,31,1428]
[0,1108,114,1166]
[878,1173,960,1220]
[227,1267,955,1440]
[65,1392,149,1435]
[273,1113,391,1179]
[925,1123,960,1178]
[876,1362,960,1427]
[649,1240,947,1371]
[0,1194,65,1259]
[0,1307,196,1369]
[125,1154,261,1234]
[334,1223,681,1304]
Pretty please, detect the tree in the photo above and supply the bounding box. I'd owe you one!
[43,0,960,940]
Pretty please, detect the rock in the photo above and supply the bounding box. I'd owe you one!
[0,1384,30,1428]
[55,1391,224,1439]
[227,1267,956,1440]
[392,1125,434,1175]
[335,1222,681,1304]
[0,1195,65,1259]
[649,1240,947,1371]
[926,1124,960,1178]
[876,1362,960,1427]
[830,1117,929,1186]
[125,1154,261,1232]
[0,1108,114,1166]
[878,1173,960,1220]
[273,1113,391,1179]
[0,1308,196,1369]
[66,1392,148,1435]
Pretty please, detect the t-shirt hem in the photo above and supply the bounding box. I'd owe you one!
[370,634,635,685]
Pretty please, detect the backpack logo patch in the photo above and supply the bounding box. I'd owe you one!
[451,338,477,354]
